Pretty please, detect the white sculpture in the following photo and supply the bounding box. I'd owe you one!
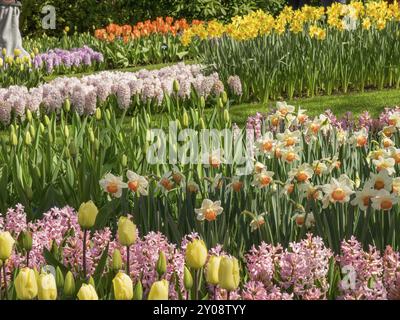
[0,0,28,57]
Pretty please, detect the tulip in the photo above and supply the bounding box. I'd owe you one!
[218,256,240,299]
[77,284,98,300]
[183,266,193,300]
[112,272,133,300]
[14,48,21,57]
[112,249,123,271]
[0,231,15,261]
[64,271,76,298]
[38,273,57,300]
[117,216,137,275]
[15,268,38,300]
[148,280,169,300]
[156,251,167,278]
[206,256,221,286]
[173,79,180,93]
[78,201,98,229]
[185,239,207,269]
[18,231,33,267]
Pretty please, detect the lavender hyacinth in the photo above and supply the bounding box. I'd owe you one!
[33,46,104,74]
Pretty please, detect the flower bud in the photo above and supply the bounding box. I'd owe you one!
[185,239,207,269]
[29,124,36,138]
[69,141,77,156]
[95,108,102,120]
[223,109,230,123]
[64,98,71,112]
[106,109,111,121]
[88,276,95,287]
[77,284,98,300]
[217,97,223,109]
[112,272,133,300]
[18,231,33,252]
[88,127,95,143]
[39,123,45,133]
[218,256,240,291]
[38,273,57,300]
[183,266,193,290]
[206,256,221,285]
[117,216,137,246]
[182,111,189,128]
[1,48,6,56]
[121,154,128,167]
[15,268,38,300]
[200,96,206,109]
[133,279,143,300]
[112,249,123,271]
[222,91,228,104]
[26,109,32,122]
[64,125,69,139]
[156,251,167,278]
[78,201,98,229]
[24,131,32,146]
[199,117,206,129]
[64,271,76,297]
[44,115,50,126]
[55,266,64,290]
[148,280,169,300]
[0,231,15,261]
[173,80,180,93]
[14,48,21,57]
[10,132,18,146]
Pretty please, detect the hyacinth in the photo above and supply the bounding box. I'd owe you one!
[0,63,224,125]
[227,75,243,96]
[33,46,104,74]
[3,205,400,299]
[337,237,387,300]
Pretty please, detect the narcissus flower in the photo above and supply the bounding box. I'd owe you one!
[372,157,396,175]
[126,170,148,195]
[250,214,266,232]
[99,173,127,198]
[195,199,223,222]
[371,189,398,211]
[289,163,314,183]
[369,170,392,191]
[252,170,274,188]
[351,185,375,211]
[226,176,243,193]
[322,175,354,208]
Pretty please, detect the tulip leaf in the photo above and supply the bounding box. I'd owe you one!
[43,248,68,274]
[93,243,110,284]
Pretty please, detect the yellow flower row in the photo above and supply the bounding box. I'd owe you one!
[181,1,400,44]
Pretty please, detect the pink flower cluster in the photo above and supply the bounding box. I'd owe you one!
[0,63,233,125]
[1,205,400,300]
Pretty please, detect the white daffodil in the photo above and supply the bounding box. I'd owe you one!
[255,132,275,155]
[372,157,396,175]
[171,165,185,186]
[276,129,301,147]
[371,189,398,211]
[321,175,354,208]
[369,170,392,191]
[226,176,243,193]
[281,146,302,164]
[250,214,266,232]
[350,127,368,147]
[312,160,328,176]
[195,199,223,222]
[203,149,224,168]
[186,181,200,193]
[350,185,375,211]
[99,173,128,198]
[298,182,323,201]
[380,125,397,138]
[388,147,400,164]
[158,172,174,193]
[276,101,295,118]
[126,170,148,196]
[288,163,314,183]
[252,170,274,188]
[388,111,400,128]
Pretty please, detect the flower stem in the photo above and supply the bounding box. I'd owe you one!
[194,269,198,300]
[26,250,30,268]
[126,245,130,276]
[2,263,7,300]
[213,285,217,300]
[83,229,88,280]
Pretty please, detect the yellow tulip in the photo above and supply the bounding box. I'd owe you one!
[77,284,98,300]
[78,201,98,229]
[148,280,169,300]
[14,48,21,57]
[218,256,240,292]
[112,272,133,300]
[185,239,207,269]
[15,268,38,300]
[0,231,15,261]
[206,256,221,285]
[117,216,137,246]
[38,273,57,300]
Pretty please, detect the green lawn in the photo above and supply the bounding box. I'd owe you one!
[225,88,400,126]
